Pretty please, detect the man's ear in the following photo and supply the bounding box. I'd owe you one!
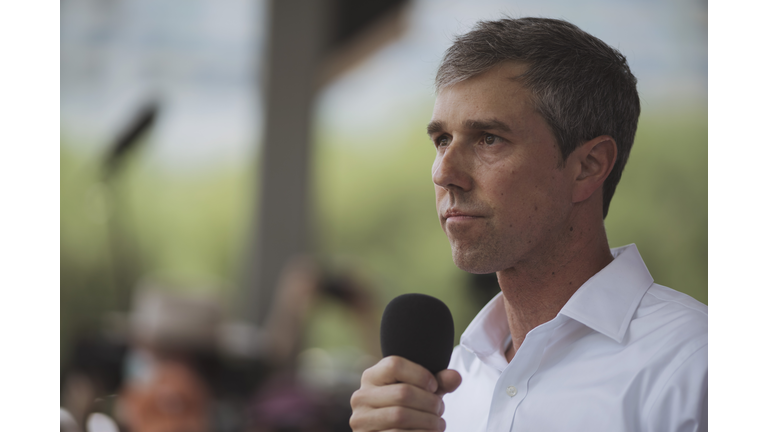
[569,135,617,204]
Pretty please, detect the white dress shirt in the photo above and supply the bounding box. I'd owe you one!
[442,244,707,432]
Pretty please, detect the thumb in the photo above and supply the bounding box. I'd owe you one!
[435,369,461,396]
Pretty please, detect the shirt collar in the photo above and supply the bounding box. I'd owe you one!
[559,243,653,343]
[459,290,510,371]
[459,244,654,366]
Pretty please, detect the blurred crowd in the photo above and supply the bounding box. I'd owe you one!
[61,257,380,432]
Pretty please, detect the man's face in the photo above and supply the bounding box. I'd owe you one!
[429,62,576,274]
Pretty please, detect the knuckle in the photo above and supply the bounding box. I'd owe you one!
[360,366,375,383]
[350,389,364,408]
[390,406,409,426]
[381,355,400,372]
[348,409,374,432]
[393,384,412,403]
[348,411,361,429]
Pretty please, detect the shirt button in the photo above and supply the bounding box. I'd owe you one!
[506,385,518,397]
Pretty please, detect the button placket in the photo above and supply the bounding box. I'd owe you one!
[485,319,563,432]
[505,385,518,397]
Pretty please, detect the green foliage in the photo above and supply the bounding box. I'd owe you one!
[60,140,255,364]
[120,162,254,293]
[61,104,707,362]
[61,144,118,366]
[606,106,708,304]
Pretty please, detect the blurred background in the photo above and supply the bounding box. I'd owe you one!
[60,0,707,430]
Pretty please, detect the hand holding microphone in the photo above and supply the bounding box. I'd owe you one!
[349,294,462,432]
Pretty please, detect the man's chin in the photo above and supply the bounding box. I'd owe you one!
[451,248,501,274]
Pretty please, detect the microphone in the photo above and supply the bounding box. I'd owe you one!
[103,101,159,179]
[380,293,454,375]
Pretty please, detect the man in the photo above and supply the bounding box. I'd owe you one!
[349,17,707,432]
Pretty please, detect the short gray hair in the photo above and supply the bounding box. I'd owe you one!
[436,17,640,218]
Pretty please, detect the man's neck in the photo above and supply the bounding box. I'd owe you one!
[499,226,614,363]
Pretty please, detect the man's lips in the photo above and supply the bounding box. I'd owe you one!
[442,210,483,221]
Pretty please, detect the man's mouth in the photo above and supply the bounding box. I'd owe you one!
[443,209,483,221]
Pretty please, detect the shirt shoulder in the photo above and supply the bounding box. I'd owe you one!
[628,283,707,364]
[643,342,708,432]
[635,284,707,343]
[627,284,708,430]
[644,283,707,316]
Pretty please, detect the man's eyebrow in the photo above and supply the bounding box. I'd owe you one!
[426,121,444,136]
[426,118,513,136]
[464,118,512,133]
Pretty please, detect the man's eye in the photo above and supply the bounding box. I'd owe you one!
[436,135,450,147]
[483,134,499,145]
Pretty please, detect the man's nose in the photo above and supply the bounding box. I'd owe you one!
[432,144,472,191]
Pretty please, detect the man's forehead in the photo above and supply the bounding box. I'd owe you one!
[428,66,535,135]
[435,61,530,95]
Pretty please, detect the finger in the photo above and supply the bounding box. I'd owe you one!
[350,404,444,432]
[356,382,444,415]
[379,430,444,432]
[362,356,438,392]
[435,369,462,396]
[369,406,445,431]
[378,429,445,432]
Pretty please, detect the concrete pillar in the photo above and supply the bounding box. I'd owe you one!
[243,0,329,325]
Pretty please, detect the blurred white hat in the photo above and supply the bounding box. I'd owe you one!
[129,286,221,352]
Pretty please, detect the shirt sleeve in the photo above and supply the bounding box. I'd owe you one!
[644,344,708,432]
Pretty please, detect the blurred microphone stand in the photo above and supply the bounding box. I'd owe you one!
[99,102,158,314]
[61,102,160,432]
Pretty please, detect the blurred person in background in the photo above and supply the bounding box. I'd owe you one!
[116,288,220,432]
[246,257,379,432]
[349,17,707,432]
[62,258,379,432]
[61,287,221,432]
[62,333,126,429]
[119,357,212,432]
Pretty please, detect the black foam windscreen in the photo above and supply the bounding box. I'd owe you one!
[104,102,158,178]
[380,293,454,375]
